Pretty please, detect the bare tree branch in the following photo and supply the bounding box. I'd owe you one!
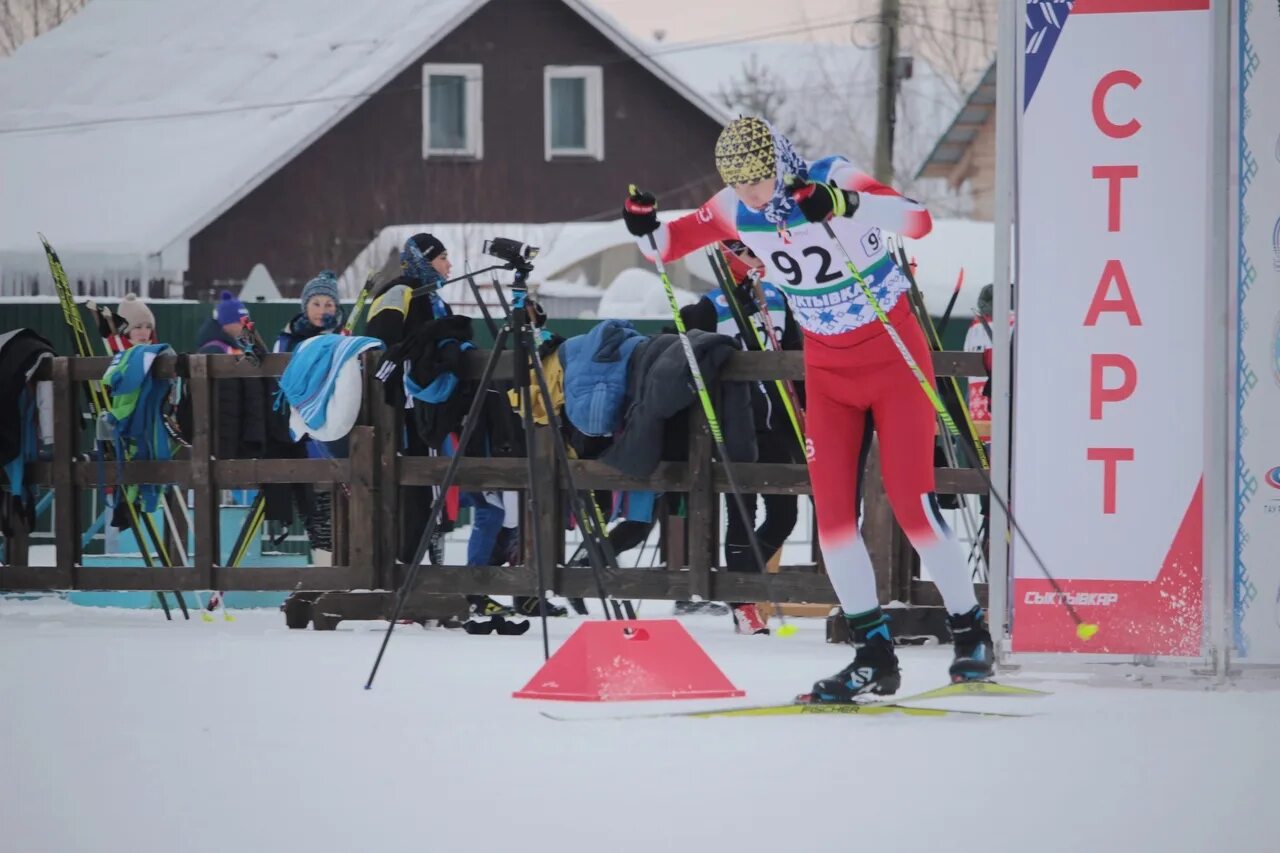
[0,0,90,56]
[717,53,812,152]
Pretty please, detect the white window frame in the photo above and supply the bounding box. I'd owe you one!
[422,63,483,159]
[543,65,604,161]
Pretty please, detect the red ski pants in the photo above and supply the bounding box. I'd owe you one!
[803,300,945,546]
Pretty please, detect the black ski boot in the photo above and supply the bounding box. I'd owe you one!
[463,597,530,635]
[809,608,901,702]
[514,596,569,618]
[947,606,995,682]
[467,596,513,618]
[673,600,730,616]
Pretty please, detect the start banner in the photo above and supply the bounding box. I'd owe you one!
[1234,0,1280,663]
[1012,0,1212,655]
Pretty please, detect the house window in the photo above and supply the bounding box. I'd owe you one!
[422,63,482,158]
[544,66,603,160]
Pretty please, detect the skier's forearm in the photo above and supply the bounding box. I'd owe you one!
[833,167,932,239]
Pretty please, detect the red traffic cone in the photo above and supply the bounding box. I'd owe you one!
[513,619,744,702]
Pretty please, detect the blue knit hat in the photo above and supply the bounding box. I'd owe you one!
[301,270,340,312]
[215,291,248,326]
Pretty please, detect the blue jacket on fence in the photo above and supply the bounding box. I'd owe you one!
[102,343,176,512]
[558,319,645,437]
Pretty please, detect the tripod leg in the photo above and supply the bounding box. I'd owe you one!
[525,329,627,617]
[512,310,552,660]
[366,327,512,689]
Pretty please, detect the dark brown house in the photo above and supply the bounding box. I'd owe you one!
[188,0,728,294]
[0,0,728,298]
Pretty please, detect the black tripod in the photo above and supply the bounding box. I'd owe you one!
[365,258,632,689]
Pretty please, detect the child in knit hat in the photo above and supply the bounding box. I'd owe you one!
[117,294,156,346]
[92,293,157,353]
[275,270,345,353]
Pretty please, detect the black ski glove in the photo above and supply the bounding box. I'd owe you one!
[89,301,123,339]
[785,176,859,223]
[623,185,659,237]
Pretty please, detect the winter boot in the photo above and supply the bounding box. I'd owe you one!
[674,600,730,616]
[947,606,995,683]
[810,608,901,702]
[731,603,770,635]
[467,596,513,618]
[514,596,569,618]
[464,614,530,636]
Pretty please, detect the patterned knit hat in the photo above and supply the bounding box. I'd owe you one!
[714,116,777,185]
[301,270,340,311]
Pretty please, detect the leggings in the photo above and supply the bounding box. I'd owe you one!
[724,426,800,572]
[803,301,978,618]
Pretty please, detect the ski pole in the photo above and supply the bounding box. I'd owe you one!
[936,266,966,341]
[820,221,1097,641]
[742,271,806,438]
[705,247,807,454]
[637,203,795,636]
[891,240,988,469]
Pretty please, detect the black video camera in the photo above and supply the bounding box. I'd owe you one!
[483,237,540,273]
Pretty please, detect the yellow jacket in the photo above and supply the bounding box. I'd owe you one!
[508,348,565,426]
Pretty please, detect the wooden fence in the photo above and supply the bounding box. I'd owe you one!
[0,348,989,629]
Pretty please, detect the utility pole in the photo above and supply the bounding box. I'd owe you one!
[873,0,901,183]
[862,0,918,625]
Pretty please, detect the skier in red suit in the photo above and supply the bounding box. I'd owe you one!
[623,117,993,700]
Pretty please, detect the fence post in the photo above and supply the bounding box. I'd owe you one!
[370,355,399,589]
[188,355,218,589]
[51,358,78,588]
[6,498,31,567]
[686,404,713,603]
[531,425,559,593]
[347,425,378,588]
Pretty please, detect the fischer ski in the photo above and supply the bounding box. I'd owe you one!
[538,681,1049,721]
[40,234,189,619]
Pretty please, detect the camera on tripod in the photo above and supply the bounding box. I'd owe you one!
[483,237,539,273]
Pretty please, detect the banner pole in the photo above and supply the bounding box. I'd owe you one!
[989,0,1021,666]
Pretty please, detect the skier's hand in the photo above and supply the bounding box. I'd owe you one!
[623,185,659,237]
[88,300,122,339]
[785,176,859,223]
[733,284,761,318]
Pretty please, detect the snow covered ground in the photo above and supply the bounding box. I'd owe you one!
[1,599,1274,853]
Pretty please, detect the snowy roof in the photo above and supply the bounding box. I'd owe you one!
[899,218,995,320]
[0,0,728,260]
[916,61,997,181]
[596,267,698,320]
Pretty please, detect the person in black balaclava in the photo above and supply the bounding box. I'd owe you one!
[365,233,453,347]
